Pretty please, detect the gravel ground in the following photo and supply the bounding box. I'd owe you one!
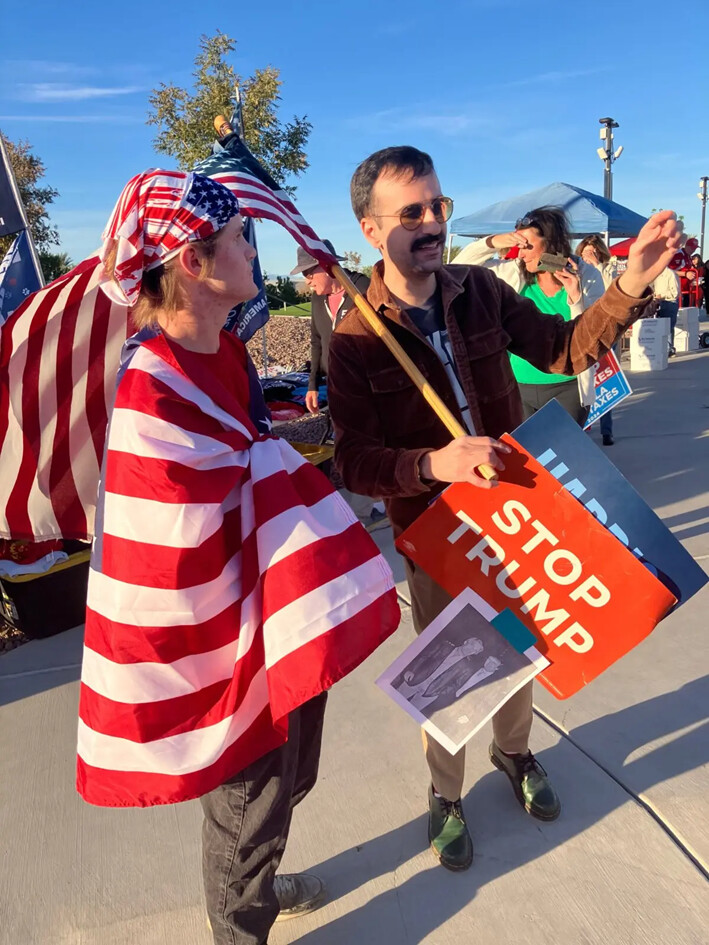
[246,314,311,376]
[0,620,28,653]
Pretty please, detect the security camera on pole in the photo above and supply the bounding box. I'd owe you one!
[596,117,623,201]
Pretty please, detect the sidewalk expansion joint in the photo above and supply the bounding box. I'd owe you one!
[1,662,82,680]
[533,704,709,882]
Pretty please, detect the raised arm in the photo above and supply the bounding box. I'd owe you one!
[500,211,684,375]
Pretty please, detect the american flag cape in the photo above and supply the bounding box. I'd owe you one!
[0,141,338,542]
[77,332,399,807]
[0,255,130,540]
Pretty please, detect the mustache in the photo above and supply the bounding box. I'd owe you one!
[411,233,444,252]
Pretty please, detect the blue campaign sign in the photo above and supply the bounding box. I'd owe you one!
[584,350,632,429]
[224,217,269,343]
[514,399,707,609]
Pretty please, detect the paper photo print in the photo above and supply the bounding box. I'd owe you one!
[377,589,549,755]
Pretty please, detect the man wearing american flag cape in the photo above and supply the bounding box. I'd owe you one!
[87,170,401,943]
[0,164,400,943]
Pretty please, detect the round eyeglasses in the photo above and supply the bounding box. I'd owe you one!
[377,196,454,231]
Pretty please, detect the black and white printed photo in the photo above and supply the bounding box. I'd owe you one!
[377,589,548,754]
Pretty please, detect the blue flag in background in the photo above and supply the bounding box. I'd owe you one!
[223,215,269,342]
[199,134,270,344]
[0,229,42,325]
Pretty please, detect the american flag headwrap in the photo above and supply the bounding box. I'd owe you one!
[99,169,240,306]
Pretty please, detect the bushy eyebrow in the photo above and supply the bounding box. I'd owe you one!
[395,193,445,214]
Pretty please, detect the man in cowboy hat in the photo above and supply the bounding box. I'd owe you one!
[290,240,369,415]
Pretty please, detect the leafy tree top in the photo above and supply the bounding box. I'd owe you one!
[0,134,59,257]
[147,32,311,191]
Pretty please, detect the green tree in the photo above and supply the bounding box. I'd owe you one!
[39,251,73,281]
[267,276,307,306]
[147,32,311,190]
[0,134,59,258]
[446,244,464,262]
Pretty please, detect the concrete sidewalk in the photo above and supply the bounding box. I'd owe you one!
[1,346,708,945]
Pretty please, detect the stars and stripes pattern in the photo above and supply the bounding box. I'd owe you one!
[101,169,240,306]
[195,134,338,273]
[77,333,399,806]
[0,143,340,542]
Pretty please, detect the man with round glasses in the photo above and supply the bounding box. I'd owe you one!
[326,145,684,872]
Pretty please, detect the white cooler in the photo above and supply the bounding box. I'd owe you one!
[676,307,699,351]
[629,318,669,372]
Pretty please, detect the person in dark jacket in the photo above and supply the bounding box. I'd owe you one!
[327,145,684,873]
[290,241,369,414]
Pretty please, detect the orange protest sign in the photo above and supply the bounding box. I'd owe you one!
[396,434,676,699]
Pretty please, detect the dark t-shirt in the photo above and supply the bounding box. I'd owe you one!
[405,292,475,434]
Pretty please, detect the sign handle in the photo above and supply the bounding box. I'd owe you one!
[333,264,497,482]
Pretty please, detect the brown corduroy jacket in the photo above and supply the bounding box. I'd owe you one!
[327,261,652,538]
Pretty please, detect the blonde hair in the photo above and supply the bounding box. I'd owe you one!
[103,232,221,329]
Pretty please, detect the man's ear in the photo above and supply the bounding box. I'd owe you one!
[360,216,382,252]
[176,244,203,279]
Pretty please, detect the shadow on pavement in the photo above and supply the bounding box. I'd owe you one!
[560,674,709,794]
[292,675,709,945]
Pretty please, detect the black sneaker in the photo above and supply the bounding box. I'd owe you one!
[490,743,561,821]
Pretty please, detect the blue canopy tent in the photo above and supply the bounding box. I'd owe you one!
[450,182,647,239]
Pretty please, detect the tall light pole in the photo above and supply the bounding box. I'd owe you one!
[596,117,623,201]
[698,177,708,258]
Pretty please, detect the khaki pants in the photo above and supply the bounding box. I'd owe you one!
[405,559,534,802]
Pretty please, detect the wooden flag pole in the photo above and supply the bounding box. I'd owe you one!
[332,264,497,481]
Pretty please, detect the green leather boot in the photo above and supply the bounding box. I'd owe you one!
[489,743,561,821]
[428,785,474,871]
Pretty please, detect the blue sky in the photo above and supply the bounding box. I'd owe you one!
[2,0,707,275]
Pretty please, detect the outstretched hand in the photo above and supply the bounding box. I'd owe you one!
[619,211,685,297]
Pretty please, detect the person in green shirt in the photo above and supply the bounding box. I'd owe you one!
[456,207,605,426]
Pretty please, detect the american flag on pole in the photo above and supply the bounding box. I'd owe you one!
[77,333,399,806]
[0,141,338,542]
[194,133,338,272]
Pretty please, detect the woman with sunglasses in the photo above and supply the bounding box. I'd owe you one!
[457,206,604,426]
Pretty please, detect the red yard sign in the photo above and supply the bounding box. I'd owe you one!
[396,435,676,699]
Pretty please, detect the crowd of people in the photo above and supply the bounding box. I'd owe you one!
[303,208,697,453]
[64,136,684,945]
